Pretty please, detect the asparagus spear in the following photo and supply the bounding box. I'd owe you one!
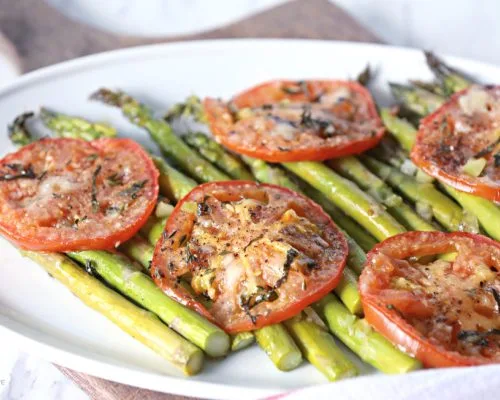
[284,312,358,381]
[379,108,419,154]
[314,294,421,374]
[409,79,446,97]
[425,51,474,94]
[164,95,207,124]
[442,184,500,241]
[329,156,436,231]
[22,251,203,375]
[254,324,303,371]
[283,161,406,241]
[119,235,154,270]
[389,82,446,117]
[362,156,466,232]
[67,250,230,357]
[40,108,117,140]
[231,332,256,352]
[184,132,253,180]
[90,89,230,182]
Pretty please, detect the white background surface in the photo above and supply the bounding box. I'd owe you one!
[0,2,498,399]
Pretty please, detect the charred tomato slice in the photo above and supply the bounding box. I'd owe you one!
[0,138,159,251]
[359,231,500,367]
[204,80,385,162]
[150,181,348,332]
[412,85,500,202]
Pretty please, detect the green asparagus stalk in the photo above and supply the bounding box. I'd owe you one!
[231,332,256,352]
[409,79,446,97]
[313,294,421,374]
[254,324,303,371]
[40,108,117,140]
[362,156,466,232]
[152,155,198,200]
[22,251,203,375]
[389,82,446,117]
[184,132,253,180]
[442,183,500,240]
[119,235,154,270]
[425,51,474,94]
[164,95,207,124]
[284,313,358,381]
[379,108,419,154]
[67,250,230,358]
[299,184,377,255]
[329,156,436,231]
[90,89,230,182]
[283,161,406,241]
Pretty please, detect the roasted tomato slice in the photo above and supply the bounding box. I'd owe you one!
[412,85,500,202]
[0,138,159,251]
[151,181,348,332]
[204,80,385,162]
[359,231,500,367]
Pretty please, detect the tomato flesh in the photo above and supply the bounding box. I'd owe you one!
[359,231,500,367]
[204,80,385,162]
[412,85,500,202]
[151,181,348,332]
[0,138,159,251]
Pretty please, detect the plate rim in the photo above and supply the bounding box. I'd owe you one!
[1,38,499,399]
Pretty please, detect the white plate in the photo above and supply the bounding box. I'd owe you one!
[0,40,499,400]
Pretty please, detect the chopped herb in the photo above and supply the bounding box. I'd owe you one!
[278,146,290,152]
[457,329,500,347]
[87,154,99,161]
[168,230,177,239]
[262,104,273,110]
[185,245,197,264]
[299,107,335,137]
[179,234,187,246]
[0,163,37,181]
[282,84,303,95]
[490,287,500,310]
[72,216,87,229]
[106,173,124,186]
[105,205,124,216]
[120,179,148,199]
[168,262,175,271]
[37,170,48,181]
[197,200,211,216]
[274,248,299,288]
[91,165,102,213]
[475,137,500,158]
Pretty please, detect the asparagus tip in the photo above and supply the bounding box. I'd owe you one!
[8,111,35,146]
[356,64,372,87]
[90,88,131,108]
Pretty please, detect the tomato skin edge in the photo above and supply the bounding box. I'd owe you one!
[151,180,348,333]
[360,231,500,368]
[204,80,386,163]
[0,138,159,252]
[411,88,500,202]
